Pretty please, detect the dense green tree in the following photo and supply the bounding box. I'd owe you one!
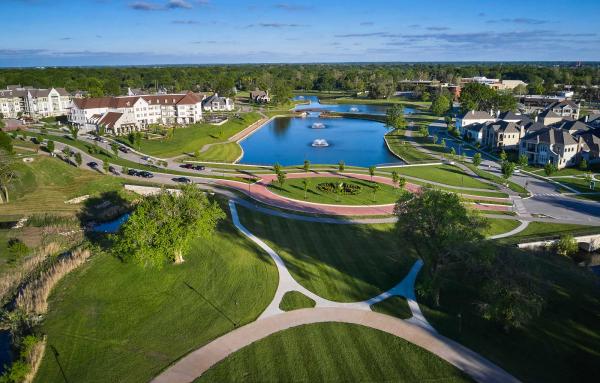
[0,131,13,154]
[113,185,225,266]
[338,160,345,173]
[385,104,406,130]
[544,162,557,176]
[430,94,451,116]
[518,154,529,167]
[472,152,482,167]
[394,189,488,305]
[501,161,515,179]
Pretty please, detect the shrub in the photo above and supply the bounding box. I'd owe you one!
[555,234,578,257]
[316,182,362,195]
[8,239,29,260]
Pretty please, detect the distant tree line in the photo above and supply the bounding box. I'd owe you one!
[0,63,598,100]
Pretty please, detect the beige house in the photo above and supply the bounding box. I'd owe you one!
[519,127,581,169]
[0,85,71,118]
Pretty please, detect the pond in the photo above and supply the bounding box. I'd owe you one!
[238,115,403,167]
[0,331,12,375]
[293,95,415,115]
[91,213,130,233]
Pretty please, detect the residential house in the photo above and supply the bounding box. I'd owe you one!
[483,120,523,150]
[519,127,581,169]
[456,110,495,135]
[202,93,234,112]
[250,89,270,103]
[0,85,71,118]
[537,109,565,126]
[545,100,580,120]
[69,91,205,135]
[582,114,600,129]
[577,130,600,164]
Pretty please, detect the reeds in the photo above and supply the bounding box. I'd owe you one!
[16,247,91,315]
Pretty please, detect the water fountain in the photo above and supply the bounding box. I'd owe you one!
[311,122,326,129]
[349,107,360,112]
[312,139,330,147]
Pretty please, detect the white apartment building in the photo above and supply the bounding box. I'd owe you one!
[0,85,71,118]
[69,92,207,135]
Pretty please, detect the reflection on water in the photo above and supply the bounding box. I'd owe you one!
[272,117,292,137]
[239,115,403,167]
[293,95,415,115]
[91,213,131,233]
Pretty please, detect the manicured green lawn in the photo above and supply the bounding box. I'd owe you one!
[370,296,412,319]
[119,113,261,157]
[419,250,600,382]
[384,135,437,163]
[484,219,521,237]
[387,164,498,190]
[35,217,277,383]
[555,176,599,193]
[497,221,600,244]
[236,205,417,302]
[463,163,529,196]
[267,176,402,205]
[197,142,242,163]
[2,156,130,217]
[198,323,470,383]
[279,291,316,311]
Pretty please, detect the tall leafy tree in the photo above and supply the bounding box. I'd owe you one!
[394,189,488,305]
[113,186,225,266]
[430,94,451,116]
[385,104,406,130]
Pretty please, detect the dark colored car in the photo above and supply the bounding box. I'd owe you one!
[118,146,129,153]
[87,162,98,168]
[139,171,154,178]
[180,163,194,169]
[127,169,138,176]
[193,165,206,171]
[172,177,192,184]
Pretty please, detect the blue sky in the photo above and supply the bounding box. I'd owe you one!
[1,0,599,66]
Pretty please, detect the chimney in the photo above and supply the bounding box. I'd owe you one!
[534,115,538,122]
[585,115,589,123]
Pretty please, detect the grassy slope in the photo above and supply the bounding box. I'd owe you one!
[420,251,600,383]
[496,221,600,244]
[198,323,470,383]
[196,142,242,163]
[279,291,316,311]
[267,176,401,205]
[387,164,498,190]
[122,113,261,157]
[384,135,437,163]
[236,204,417,302]
[35,218,277,383]
[2,156,128,217]
[484,219,521,237]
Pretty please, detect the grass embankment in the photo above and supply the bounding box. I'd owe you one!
[118,112,261,157]
[484,219,521,237]
[1,156,131,218]
[463,163,529,196]
[196,142,242,163]
[496,221,600,245]
[419,249,600,382]
[198,323,470,383]
[279,291,316,311]
[267,176,401,206]
[34,217,277,383]
[236,204,417,302]
[384,134,438,163]
[385,164,498,190]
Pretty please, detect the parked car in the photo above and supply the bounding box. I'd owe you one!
[141,156,150,161]
[139,171,154,178]
[118,146,129,153]
[108,166,120,175]
[193,165,206,171]
[172,177,192,184]
[127,169,139,176]
[180,163,194,169]
[87,162,98,168]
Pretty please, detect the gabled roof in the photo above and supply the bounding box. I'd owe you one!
[522,127,577,146]
[489,120,520,134]
[548,100,578,110]
[578,131,600,154]
[98,112,124,129]
[538,109,562,119]
[498,111,531,123]
[459,110,493,120]
[551,120,591,135]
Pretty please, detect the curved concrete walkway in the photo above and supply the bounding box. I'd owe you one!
[151,308,519,383]
[489,220,530,240]
[151,201,520,383]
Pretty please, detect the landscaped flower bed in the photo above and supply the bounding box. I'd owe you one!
[316,182,362,195]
